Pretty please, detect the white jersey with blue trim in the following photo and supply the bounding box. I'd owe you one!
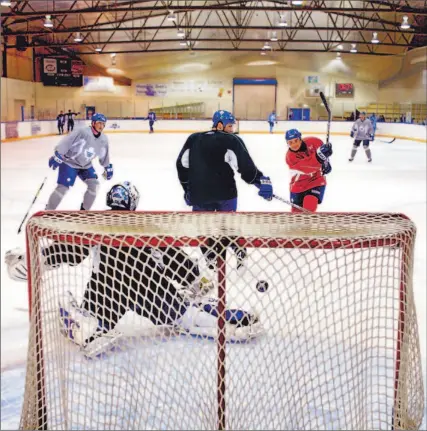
[351,118,374,140]
[55,126,110,169]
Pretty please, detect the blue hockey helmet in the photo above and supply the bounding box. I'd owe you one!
[212,110,236,128]
[107,181,140,211]
[92,112,107,123]
[285,128,302,141]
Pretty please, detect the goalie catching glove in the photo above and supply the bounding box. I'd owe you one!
[4,248,27,282]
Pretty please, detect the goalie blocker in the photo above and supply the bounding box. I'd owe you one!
[5,182,263,357]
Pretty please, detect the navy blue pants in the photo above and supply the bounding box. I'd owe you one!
[57,163,97,187]
[192,198,237,212]
[290,186,326,207]
[149,120,155,132]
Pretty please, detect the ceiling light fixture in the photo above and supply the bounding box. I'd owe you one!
[337,44,343,50]
[167,11,177,22]
[1,1,12,6]
[400,15,410,30]
[74,32,83,42]
[180,40,187,46]
[177,28,185,38]
[270,31,278,42]
[291,0,303,5]
[350,43,357,53]
[95,46,102,52]
[278,15,287,27]
[371,32,379,43]
[260,51,267,56]
[44,15,53,28]
[110,52,116,58]
[263,41,271,50]
[336,52,341,59]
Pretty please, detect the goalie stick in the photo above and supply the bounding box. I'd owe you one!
[17,176,48,234]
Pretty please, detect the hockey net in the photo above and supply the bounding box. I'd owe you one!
[21,211,424,430]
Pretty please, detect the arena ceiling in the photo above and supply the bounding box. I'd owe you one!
[1,0,426,79]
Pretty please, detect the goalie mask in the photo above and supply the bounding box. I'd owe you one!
[106,181,140,211]
[4,248,28,282]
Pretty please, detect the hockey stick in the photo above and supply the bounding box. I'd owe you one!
[17,176,48,234]
[273,194,311,213]
[376,137,396,144]
[319,91,331,146]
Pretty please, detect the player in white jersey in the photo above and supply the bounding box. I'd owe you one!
[349,111,374,162]
[45,113,114,210]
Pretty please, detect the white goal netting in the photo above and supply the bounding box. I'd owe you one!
[20,211,424,430]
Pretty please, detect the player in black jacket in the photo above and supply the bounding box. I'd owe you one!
[56,111,65,135]
[5,182,263,357]
[65,109,80,132]
[176,110,274,269]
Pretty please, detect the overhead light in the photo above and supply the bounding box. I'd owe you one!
[291,0,303,5]
[177,28,185,38]
[260,51,267,56]
[95,46,102,52]
[337,44,343,50]
[167,11,177,22]
[371,32,379,43]
[336,52,341,59]
[350,43,357,53]
[44,15,53,28]
[111,57,117,66]
[74,32,83,42]
[111,52,116,57]
[270,31,278,42]
[278,15,287,27]
[400,15,410,30]
[1,1,12,6]
[179,40,187,46]
[263,41,271,50]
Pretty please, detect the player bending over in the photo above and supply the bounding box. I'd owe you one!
[176,109,273,269]
[45,112,114,211]
[349,111,374,162]
[5,182,262,358]
[285,129,332,212]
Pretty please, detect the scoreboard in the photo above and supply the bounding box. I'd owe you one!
[335,83,354,97]
[41,57,84,87]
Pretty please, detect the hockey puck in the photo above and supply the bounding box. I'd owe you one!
[256,280,269,292]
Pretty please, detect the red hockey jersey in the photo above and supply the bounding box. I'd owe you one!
[285,137,327,193]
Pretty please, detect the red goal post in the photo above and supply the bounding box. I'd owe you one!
[21,211,424,430]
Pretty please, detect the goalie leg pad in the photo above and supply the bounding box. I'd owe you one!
[178,298,264,342]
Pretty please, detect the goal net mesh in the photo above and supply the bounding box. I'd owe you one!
[20,211,424,430]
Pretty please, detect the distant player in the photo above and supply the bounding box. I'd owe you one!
[349,111,374,162]
[45,112,113,211]
[56,111,65,135]
[285,128,332,213]
[176,109,273,269]
[66,109,80,133]
[369,113,377,140]
[268,110,277,133]
[145,110,157,133]
[5,182,262,357]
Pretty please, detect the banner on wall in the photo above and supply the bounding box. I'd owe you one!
[31,122,41,136]
[5,122,18,139]
[85,106,96,120]
[135,80,229,97]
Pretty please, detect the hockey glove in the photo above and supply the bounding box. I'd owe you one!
[48,151,63,170]
[102,164,114,180]
[315,144,333,163]
[256,176,273,201]
[369,133,374,141]
[350,131,355,138]
[322,160,332,176]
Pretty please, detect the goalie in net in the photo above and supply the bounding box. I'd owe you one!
[5,182,262,358]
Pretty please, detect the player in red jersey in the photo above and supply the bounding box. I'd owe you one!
[285,129,332,212]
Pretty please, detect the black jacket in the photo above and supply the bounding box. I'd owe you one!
[176,130,263,205]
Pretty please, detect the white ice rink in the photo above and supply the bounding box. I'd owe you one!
[1,131,426,429]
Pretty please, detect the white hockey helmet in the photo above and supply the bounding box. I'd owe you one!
[4,248,28,282]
